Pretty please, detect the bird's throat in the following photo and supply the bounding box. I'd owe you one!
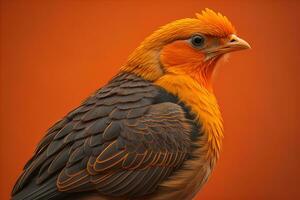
[165,61,218,91]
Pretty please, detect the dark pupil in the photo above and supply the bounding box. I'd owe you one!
[192,36,204,46]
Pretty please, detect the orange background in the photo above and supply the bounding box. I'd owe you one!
[1,0,300,199]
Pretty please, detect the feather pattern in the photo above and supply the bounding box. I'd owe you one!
[11,73,199,200]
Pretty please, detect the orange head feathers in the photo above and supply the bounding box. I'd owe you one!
[122,8,250,88]
[195,8,236,37]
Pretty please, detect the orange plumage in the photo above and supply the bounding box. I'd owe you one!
[12,8,250,200]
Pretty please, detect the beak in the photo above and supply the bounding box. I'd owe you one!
[226,34,251,51]
[205,34,251,60]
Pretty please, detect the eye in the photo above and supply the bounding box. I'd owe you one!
[190,35,205,48]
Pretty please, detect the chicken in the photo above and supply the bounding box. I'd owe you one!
[11,8,250,200]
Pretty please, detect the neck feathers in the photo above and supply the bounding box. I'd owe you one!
[154,73,224,159]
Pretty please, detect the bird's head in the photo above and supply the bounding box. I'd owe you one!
[122,8,250,88]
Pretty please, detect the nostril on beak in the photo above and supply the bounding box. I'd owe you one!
[230,38,237,43]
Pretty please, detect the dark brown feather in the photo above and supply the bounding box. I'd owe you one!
[12,73,196,200]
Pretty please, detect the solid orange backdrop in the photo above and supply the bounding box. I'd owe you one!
[1,0,300,199]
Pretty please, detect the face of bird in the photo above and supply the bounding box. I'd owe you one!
[125,9,251,87]
[157,10,251,86]
[160,33,250,83]
[160,32,251,63]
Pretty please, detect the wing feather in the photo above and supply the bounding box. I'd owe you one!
[12,73,193,199]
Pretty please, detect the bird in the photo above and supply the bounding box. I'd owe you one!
[11,8,250,200]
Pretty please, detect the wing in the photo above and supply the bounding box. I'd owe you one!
[12,73,192,199]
